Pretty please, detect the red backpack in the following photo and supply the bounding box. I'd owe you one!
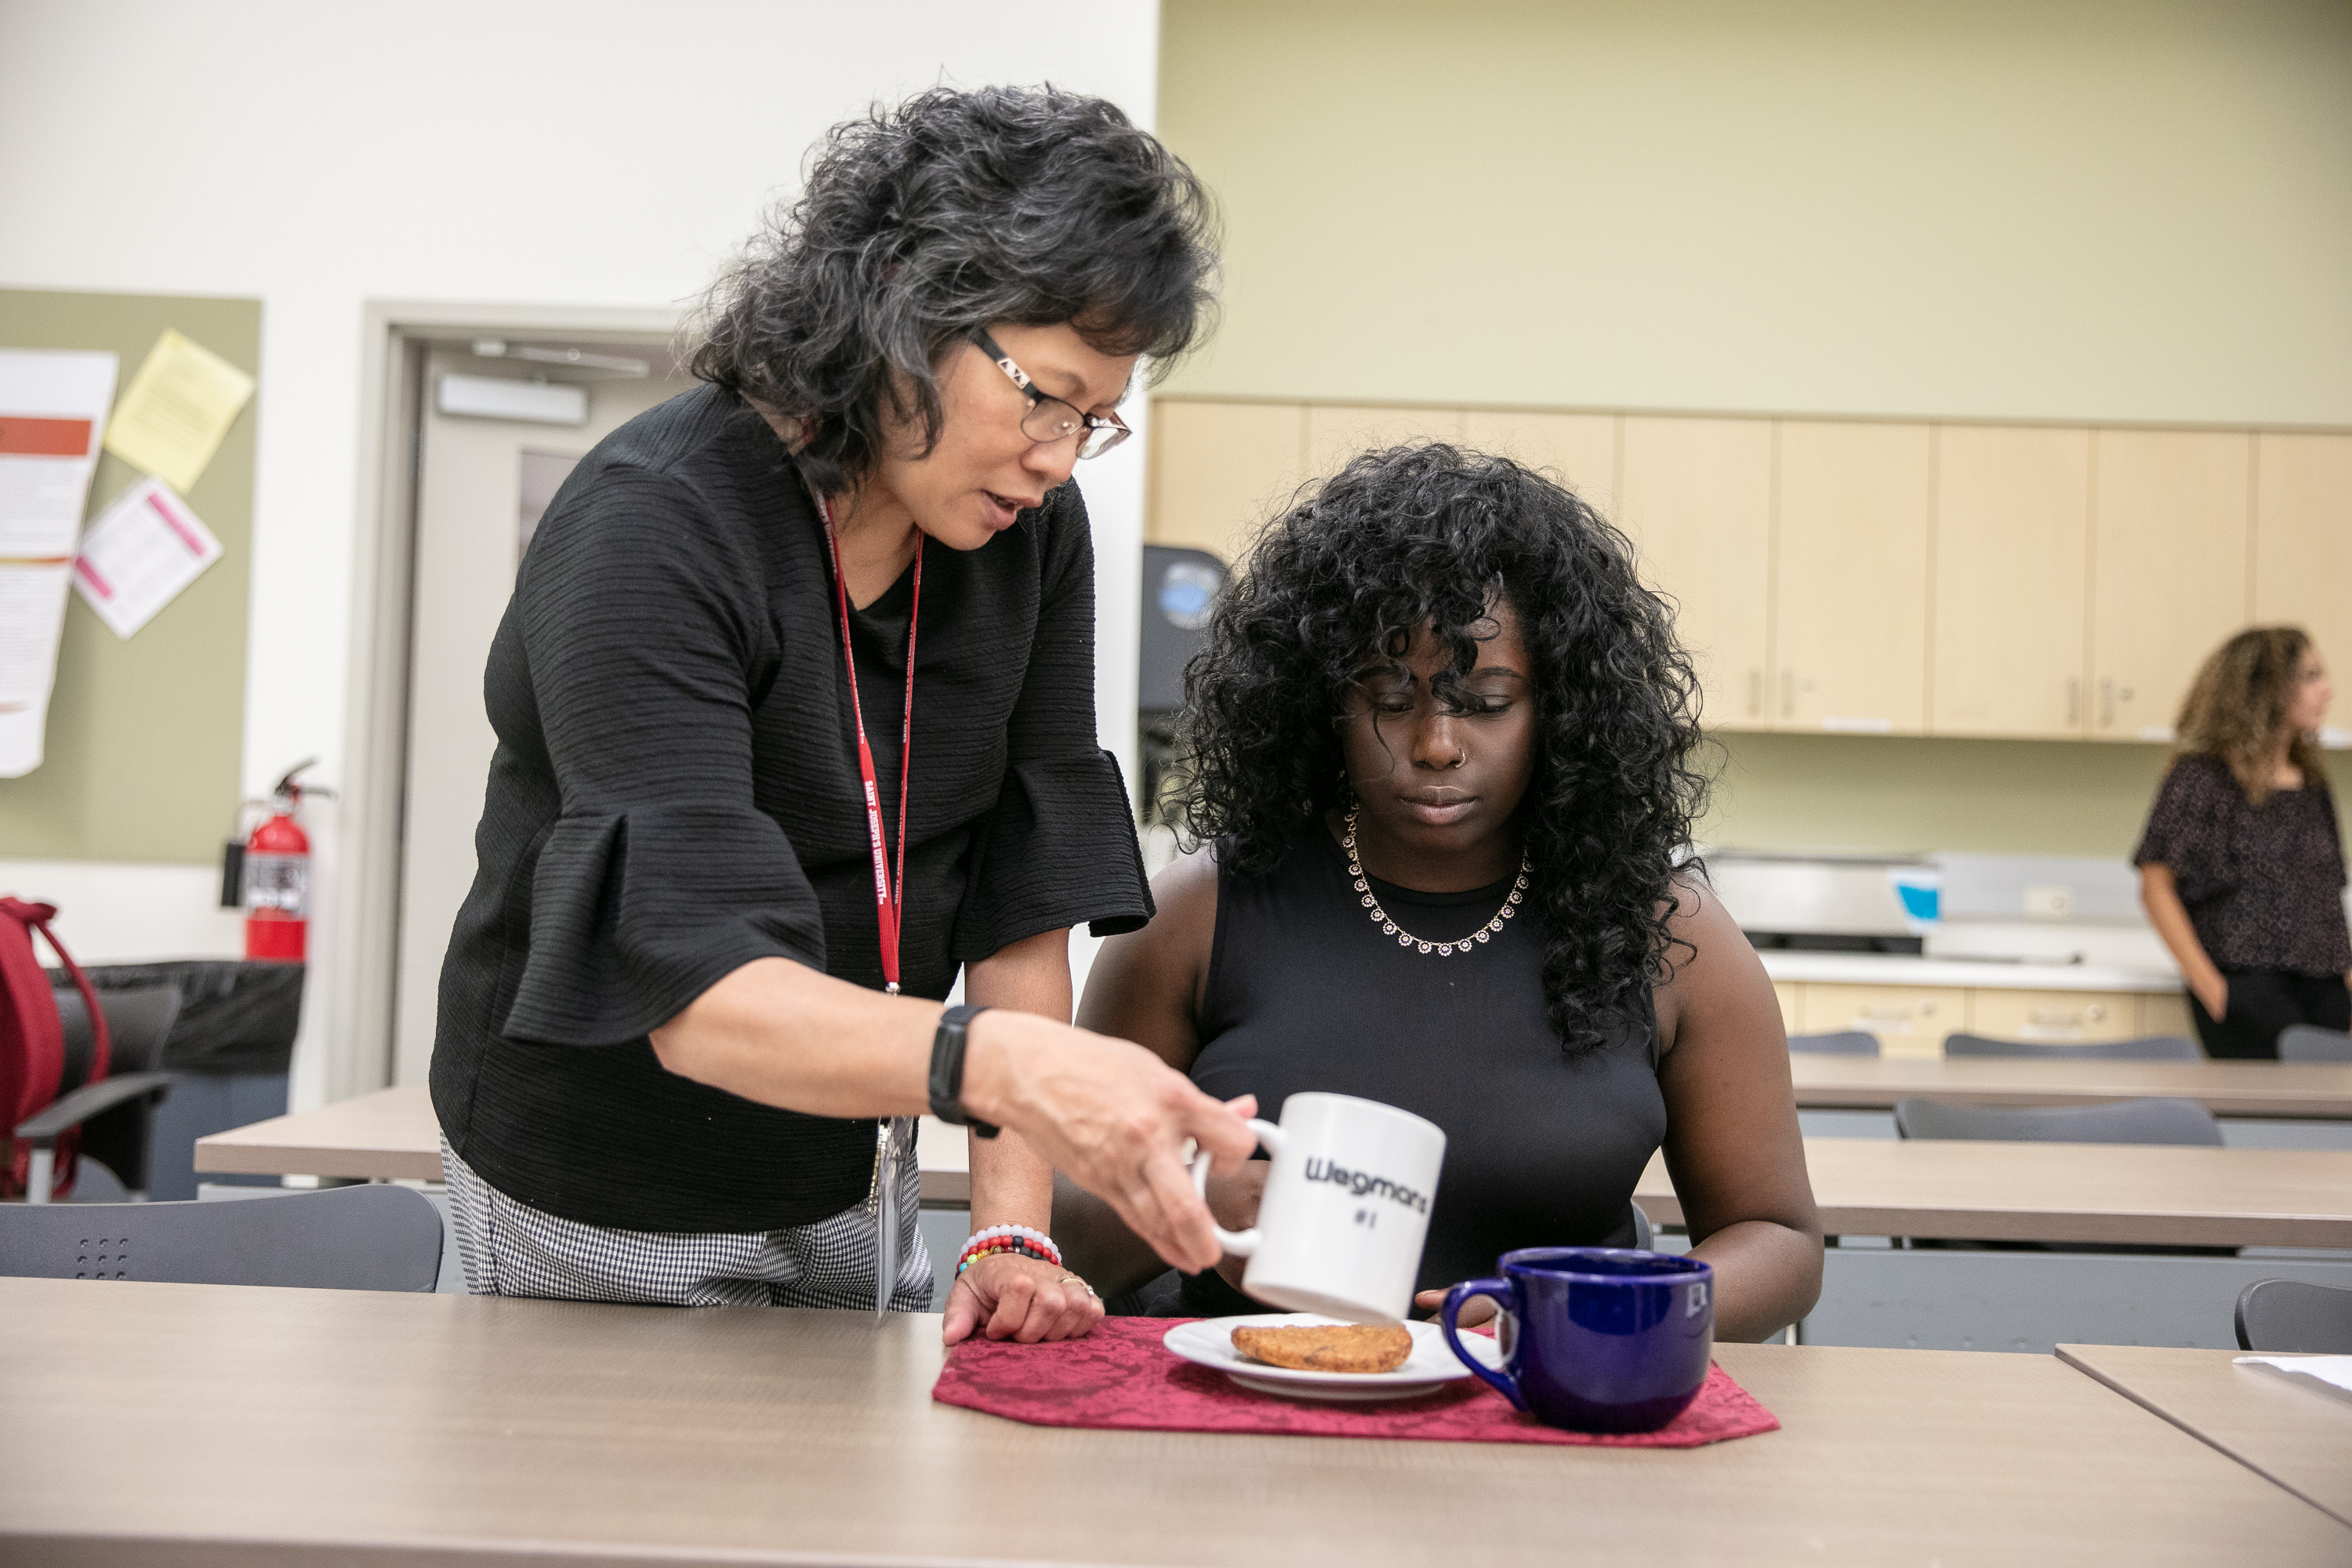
[0,898,110,1200]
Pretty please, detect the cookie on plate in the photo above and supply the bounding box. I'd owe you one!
[1229,1322,1413,1374]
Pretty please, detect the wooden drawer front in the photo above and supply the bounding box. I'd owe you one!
[1804,984,1967,1059]
[2136,989,2194,1041]
[1965,989,2139,1044]
[1773,982,1801,1035]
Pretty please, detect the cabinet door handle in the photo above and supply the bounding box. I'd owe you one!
[1780,670,1795,717]
[2066,677,2080,726]
[1748,669,1762,717]
[2100,678,2114,728]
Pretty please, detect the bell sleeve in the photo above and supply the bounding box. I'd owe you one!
[952,486,1154,961]
[2131,756,2238,906]
[499,466,827,1047]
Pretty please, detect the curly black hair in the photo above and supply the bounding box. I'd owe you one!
[1174,443,1711,1054]
[690,85,1219,496]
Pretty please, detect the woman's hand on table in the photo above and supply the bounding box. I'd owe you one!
[942,1250,1105,1345]
[961,1009,1259,1276]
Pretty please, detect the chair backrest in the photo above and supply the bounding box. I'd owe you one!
[1630,1200,1654,1251]
[1941,1032,2202,1062]
[2235,1279,2352,1353]
[2278,1025,2352,1064]
[1788,1030,1880,1056]
[58,984,183,1078]
[1893,1095,2224,1145]
[0,1183,443,1291]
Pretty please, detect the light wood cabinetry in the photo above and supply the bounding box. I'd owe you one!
[2252,432,2352,684]
[1617,416,1776,729]
[1932,425,2092,738]
[1967,988,2136,1044]
[1145,400,1307,567]
[1302,405,1463,475]
[2090,429,2252,741]
[1462,411,1619,514]
[1773,421,1932,734]
[1799,983,1968,1059]
[1149,401,2330,742]
[1781,981,2194,1054]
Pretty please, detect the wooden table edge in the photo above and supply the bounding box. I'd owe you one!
[0,1527,1075,1568]
[2055,1345,2352,1530]
[1795,1087,2352,1118]
[1631,1191,2352,1248]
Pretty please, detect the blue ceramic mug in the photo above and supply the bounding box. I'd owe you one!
[1439,1247,1714,1433]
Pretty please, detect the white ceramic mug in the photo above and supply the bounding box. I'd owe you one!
[1188,1091,1446,1323]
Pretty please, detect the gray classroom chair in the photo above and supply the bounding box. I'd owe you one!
[1940,1033,2201,1062]
[1893,1095,2223,1146]
[18,984,184,1203]
[1788,1030,1879,1056]
[2278,1025,2352,1064]
[2234,1279,2352,1353]
[0,1183,443,1292]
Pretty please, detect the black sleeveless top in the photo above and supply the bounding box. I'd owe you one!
[1182,819,1666,1312]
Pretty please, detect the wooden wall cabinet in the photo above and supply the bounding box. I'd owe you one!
[1146,401,1307,568]
[1464,411,1620,516]
[1302,405,1463,476]
[2252,433,2352,700]
[1773,421,1932,735]
[1617,416,1776,730]
[2089,429,2252,741]
[1932,425,2092,739]
[1786,982,2194,1054]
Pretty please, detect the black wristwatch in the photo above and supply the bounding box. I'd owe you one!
[929,1004,1000,1138]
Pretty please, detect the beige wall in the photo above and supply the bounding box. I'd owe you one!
[1156,0,2352,857]
[1159,0,2352,426]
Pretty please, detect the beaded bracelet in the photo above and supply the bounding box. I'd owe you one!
[956,1224,1062,1278]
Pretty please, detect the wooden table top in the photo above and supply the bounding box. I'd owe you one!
[2,1278,2343,1566]
[1788,1054,2352,1118]
[1635,1138,2352,1248]
[195,1084,978,1203]
[2057,1344,2352,1530]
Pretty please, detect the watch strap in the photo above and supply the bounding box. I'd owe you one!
[928,1004,1000,1138]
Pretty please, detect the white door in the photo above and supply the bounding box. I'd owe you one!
[392,345,693,1085]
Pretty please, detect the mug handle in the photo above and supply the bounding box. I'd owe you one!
[1440,1279,1525,1410]
[1189,1119,1284,1256]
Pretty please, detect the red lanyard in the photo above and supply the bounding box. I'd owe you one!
[817,495,922,996]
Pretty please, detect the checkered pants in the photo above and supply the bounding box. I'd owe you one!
[441,1136,933,1311]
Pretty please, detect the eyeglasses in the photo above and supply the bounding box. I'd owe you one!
[972,328,1132,460]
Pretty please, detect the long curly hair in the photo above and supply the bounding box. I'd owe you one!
[689,85,1219,496]
[2172,626,2323,806]
[1174,443,1711,1055]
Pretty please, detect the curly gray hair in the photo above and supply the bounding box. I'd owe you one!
[691,84,1220,495]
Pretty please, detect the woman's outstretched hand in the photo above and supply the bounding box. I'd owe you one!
[961,1010,1258,1276]
[1414,1287,1497,1326]
[942,1250,1104,1345]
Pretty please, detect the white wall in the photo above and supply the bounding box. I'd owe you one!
[0,1,1160,1106]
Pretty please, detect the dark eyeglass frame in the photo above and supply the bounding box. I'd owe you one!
[972,328,1132,460]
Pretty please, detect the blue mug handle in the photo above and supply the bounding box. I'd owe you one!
[1439,1278,1525,1411]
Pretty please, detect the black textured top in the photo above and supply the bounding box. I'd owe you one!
[1182,820,1664,1309]
[2132,753,2350,978]
[429,384,1151,1233]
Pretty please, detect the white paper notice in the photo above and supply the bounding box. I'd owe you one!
[2236,1355,2352,1403]
[0,347,118,776]
[72,477,223,639]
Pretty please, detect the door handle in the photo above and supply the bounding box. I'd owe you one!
[2100,678,2114,728]
[1748,668,1762,717]
[2066,677,2079,727]
[1780,670,1795,717]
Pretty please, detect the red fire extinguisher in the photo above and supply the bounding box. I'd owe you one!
[229,760,333,962]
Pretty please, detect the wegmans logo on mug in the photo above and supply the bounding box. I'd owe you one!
[1189,1091,1446,1323]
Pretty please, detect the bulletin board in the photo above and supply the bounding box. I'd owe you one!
[0,289,259,863]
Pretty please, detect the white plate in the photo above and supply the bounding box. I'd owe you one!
[1162,1312,1502,1403]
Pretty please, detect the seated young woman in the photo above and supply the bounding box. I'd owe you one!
[1059,444,1821,1341]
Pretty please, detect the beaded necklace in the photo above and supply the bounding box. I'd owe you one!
[1341,808,1529,957]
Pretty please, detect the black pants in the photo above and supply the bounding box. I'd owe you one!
[2188,969,2352,1060]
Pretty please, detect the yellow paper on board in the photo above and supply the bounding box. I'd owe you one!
[102,329,256,493]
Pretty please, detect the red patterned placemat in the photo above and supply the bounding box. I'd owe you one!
[932,1318,1778,1448]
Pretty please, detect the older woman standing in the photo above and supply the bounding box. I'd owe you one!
[2136,628,2348,1058]
[428,86,1254,1340]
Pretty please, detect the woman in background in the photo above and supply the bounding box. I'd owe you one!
[2136,628,2347,1058]
[1062,445,1821,1342]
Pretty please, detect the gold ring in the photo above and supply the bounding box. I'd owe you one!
[1058,1274,1098,1298]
